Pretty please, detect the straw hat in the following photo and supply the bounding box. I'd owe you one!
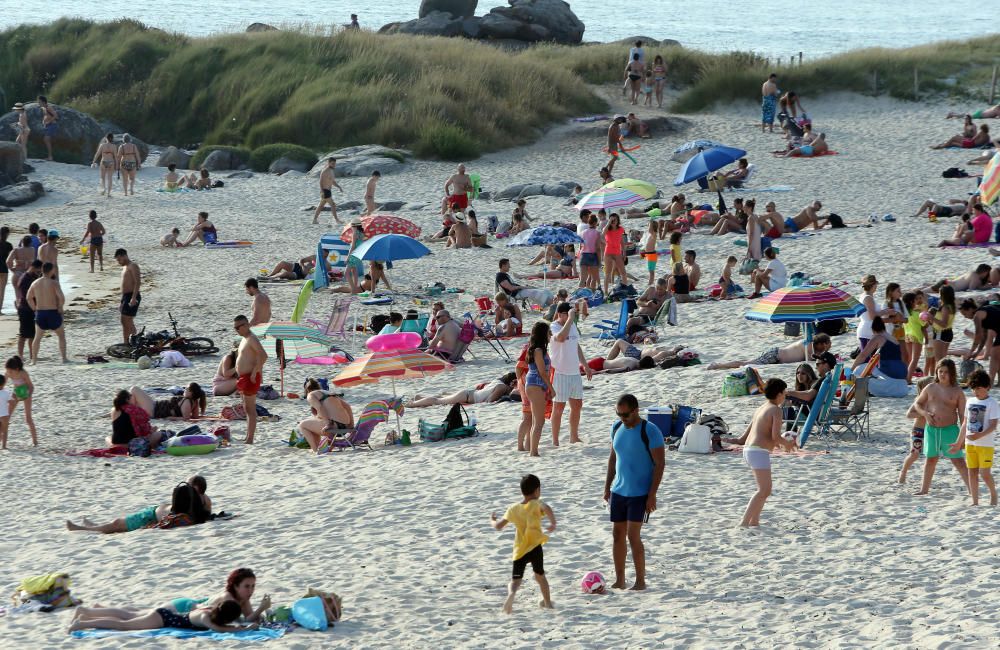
[453,213,465,222]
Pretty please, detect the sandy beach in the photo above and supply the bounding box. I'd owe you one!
[3,88,1000,648]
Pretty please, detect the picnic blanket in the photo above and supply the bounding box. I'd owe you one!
[71,627,286,641]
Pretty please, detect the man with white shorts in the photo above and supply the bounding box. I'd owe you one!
[550,302,593,445]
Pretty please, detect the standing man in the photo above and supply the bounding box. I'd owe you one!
[313,158,343,225]
[362,170,380,216]
[234,315,267,444]
[37,95,57,161]
[115,248,141,344]
[38,229,59,278]
[245,278,271,326]
[606,116,626,173]
[604,393,665,590]
[16,260,42,362]
[26,262,67,363]
[761,73,779,133]
[549,302,593,445]
[441,164,473,215]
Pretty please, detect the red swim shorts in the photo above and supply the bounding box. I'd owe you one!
[766,226,781,239]
[449,194,469,210]
[236,373,262,396]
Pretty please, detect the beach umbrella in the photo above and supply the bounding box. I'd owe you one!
[604,178,658,198]
[332,348,451,388]
[745,286,865,324]
[350,233,430,262]
[250,322,342,396]
[575,186,645,212]
[671,139,725,163]
[980,151,1000,206]
[505,226,584,248]
[340,215,420,243]
[673,145,747,186]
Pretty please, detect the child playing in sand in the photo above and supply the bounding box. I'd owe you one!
[719,256,741,298]
[490,474,556,613]
[730,378,797,527]
[913,359,970,496]
[161,228,181,247]
[0,375,10,450]
[950,369,999,506]
[5,356,35,446]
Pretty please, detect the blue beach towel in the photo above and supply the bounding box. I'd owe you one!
[71,627,285,641]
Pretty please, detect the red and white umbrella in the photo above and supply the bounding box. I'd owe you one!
[341,215,421,243]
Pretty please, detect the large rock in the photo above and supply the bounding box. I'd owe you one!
[202,149,244,172]
[308,145,409,178]
[157,146,192,169]
[419,0,478,18]
[390,11,464,37]
[377,200,407,212]
[0,142,23,185]
[480,0,584,44]
[0,181,44,207]
[246,23,277,32]
[269,156,312,175]
[0,103,107,165]
[496,180,578,201]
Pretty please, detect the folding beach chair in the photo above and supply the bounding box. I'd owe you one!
[794,363,842,448]
[327,427,374,452]
[823,376,870,441]
[592,298,636,341]
[462,313,512,363]
[307,297,354,341]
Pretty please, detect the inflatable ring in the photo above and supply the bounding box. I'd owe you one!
[166,434,217,456]
[366,331,421,352]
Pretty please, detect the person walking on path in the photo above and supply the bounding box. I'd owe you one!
[550,303,592,446]
[603,393,665,590]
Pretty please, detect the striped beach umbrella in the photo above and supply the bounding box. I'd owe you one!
[340,215,421,243]
[250,322,342,395]
[604,178,657,198]
[331,349,452,389]
[745,286,865,323]
[575,186,645,212]
[980,152,1000,206]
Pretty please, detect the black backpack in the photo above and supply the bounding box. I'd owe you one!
[612,419,654,465]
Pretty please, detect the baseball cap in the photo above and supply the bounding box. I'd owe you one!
[812,351,836,368]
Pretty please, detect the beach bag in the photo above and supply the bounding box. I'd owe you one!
[722,374,749,397]
[128,436,151,457]
[783,322,801,337]
[677,423,712,454]
[257,385,280,400]
[458,320,476,344]
[738,258,759,275]
[942,167,968,178]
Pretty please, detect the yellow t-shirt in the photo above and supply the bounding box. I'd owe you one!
[504,499,549,561]
[671,244,682,265]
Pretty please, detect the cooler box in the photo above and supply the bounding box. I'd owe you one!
[671,405,702,438]
[644,407,673,437]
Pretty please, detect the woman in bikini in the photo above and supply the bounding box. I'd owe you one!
[129,382,207,420]
[12,103,29,158]
[117,134,141,195]
[212,350,239,397]
[408,372,516,408]
[5,356,36,446]
[91,133,118,197]
[7,235,35,305]
[67,476,209,533]
[625,53,644,105]
[652,55,667,108]
[296,379,355,452]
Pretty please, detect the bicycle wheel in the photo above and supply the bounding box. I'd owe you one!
[180,337,218,355]
[106,343,136,359]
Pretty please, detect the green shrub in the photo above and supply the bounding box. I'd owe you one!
[189,145,251,169]
[249,143,319,172]
[414,125,479,161]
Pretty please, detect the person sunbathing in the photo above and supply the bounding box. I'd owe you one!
[926,264,993,293]
[947,104,1000,120]
[128,383,207,420]
[932,123,991,149]
[910,198,971,219]
[524,245,577,280]
[267,256,316,280]
[784,132,829,157]
[407,372,516,407]
[783,201,828,231]
[707,333,832,370]
[66,476,211,533]
[595,339,689,373]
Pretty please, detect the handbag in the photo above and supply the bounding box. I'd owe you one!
[738,258,759,275]
[678,423,712,454]
[722,374,749,397]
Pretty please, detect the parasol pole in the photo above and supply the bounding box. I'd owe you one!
[276,339,286,397]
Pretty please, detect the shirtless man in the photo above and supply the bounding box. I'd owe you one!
[446,213,472,249]
[362,170,380,216]
[708,333,832,370]
[606,116,626,173]
[910,198,971,219]
[313,158,343,225]
[37,95,57,161]
[115,248,141,344]
[244,278,271,326]
[912,360,970,496]
[783,201,827,232]
[441,164,473,215]
[761,202,785,238]
[37,230,59,279]
[296,380,354,452]
[13,103,29,158]
[26,262,67,363]
[927,264,992,293]
[234,314,267,444]
[785,132,829,157]
[81,210,106,272]
[683,250,701,290]
[427,310,461,358]
[625,278,669,331]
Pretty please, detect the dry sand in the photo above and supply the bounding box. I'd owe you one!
[2,90,999,648]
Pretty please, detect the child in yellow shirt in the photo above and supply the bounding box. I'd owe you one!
[490,474,556,613]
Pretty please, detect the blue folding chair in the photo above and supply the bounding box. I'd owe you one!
[592,299,636,341]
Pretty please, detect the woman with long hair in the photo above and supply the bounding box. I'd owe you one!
[602,213,627,293]
[930,285,957,370]
[524,322,554,457]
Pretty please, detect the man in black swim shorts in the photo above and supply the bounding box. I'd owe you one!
[16,260,41,361]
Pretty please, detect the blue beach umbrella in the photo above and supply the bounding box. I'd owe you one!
[350,233,431,262]
[673,145,747,186]
[505,226,584,248]
[671,139,725,163]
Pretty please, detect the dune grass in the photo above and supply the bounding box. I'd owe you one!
[0,20,997,158]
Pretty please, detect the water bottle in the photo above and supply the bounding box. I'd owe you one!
[469,410,478,430]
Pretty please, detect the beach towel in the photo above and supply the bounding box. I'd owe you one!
[771,150,839,157]
[67,446,128,458]
[155,187,195,193]
[573,115,610,122]
[730,186,795,193]
[71,627,286,641]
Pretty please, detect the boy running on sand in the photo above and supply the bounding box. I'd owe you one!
[729,378,797,527]
[913,359,970,496]
[950,369,999,505]
[490,474,555,613]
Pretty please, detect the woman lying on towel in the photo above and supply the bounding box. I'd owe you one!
[66,476,211,533]
[947,104,1000,120]
[407,372,515,407]
[784,132,829,157]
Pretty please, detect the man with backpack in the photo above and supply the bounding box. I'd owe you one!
[604,393,665,591]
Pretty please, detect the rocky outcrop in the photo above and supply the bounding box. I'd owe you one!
[383,0,584,44]
[269,156,312,175]
[246,23,278,32]
[0,181,44,207]
[157,146,192,169]
[308,145,409,178]
[419,0,478,18]
[495,180,576,201]
[0,142,23,186]
[0,103,117,165]
[202,149,246,172]
[613,36,681,48]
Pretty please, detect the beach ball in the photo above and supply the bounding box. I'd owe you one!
[919,311,931,324]
[136,355,153,370]
[580,571,606,594]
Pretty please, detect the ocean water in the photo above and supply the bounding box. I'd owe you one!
[1,1,996,59]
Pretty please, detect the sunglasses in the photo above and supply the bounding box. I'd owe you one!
[615,409,634,419]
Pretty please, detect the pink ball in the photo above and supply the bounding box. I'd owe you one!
[580,571,606,594]
[919,311,931,324]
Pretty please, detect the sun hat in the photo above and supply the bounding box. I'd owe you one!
[12,103,24,111]
[453,213,465,222]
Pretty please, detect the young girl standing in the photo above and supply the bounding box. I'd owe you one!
[5,356,36,446]
[902,292,926,383]
[930,285,957,370]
